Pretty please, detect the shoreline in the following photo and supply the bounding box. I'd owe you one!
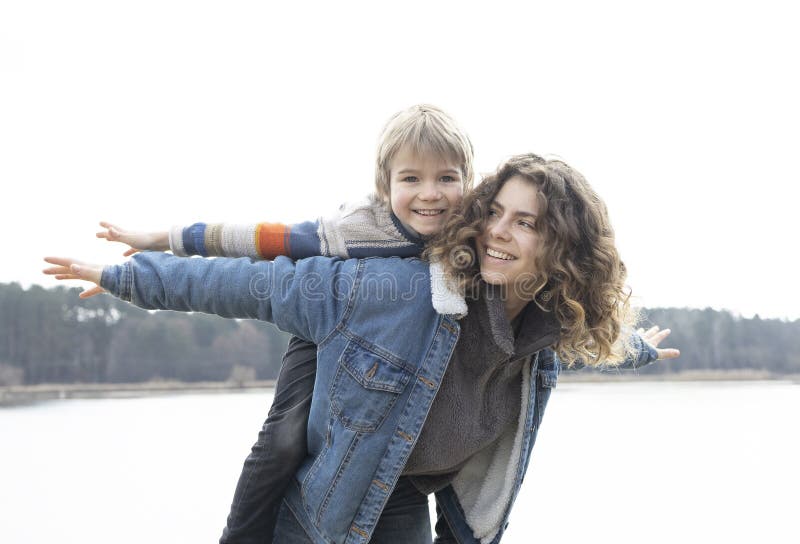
[2,371,797,406]
[0,380,276,407]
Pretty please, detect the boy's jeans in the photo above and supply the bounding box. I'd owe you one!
[219,336,317,544]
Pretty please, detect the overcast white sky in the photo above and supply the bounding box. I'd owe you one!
[1,0,797,320]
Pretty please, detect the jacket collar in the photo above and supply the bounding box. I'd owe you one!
[480,282,560,358]
[429,262,560,356]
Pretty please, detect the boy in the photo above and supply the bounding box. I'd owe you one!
[92,104,475,543]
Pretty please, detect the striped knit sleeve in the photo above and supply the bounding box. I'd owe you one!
[168,220,325,260]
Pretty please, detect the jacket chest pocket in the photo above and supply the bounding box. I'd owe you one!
[329,341,412,433]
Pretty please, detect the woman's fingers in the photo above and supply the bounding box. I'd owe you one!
[122,248,139,257]
[54,274,82,280]
[43,257,102,284]
[79,286,106,299]
[657,347,681,360]
[647,328,671,346]
[44,256,76,268]
[638,326,681,360]
[42,257,76,280]
[643,325,660,337]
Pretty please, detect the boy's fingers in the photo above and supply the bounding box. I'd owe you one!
[123,248,139,257]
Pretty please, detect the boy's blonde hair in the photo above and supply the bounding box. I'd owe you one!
[374,104,474,200]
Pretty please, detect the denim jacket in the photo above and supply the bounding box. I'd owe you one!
[101,252,656,544]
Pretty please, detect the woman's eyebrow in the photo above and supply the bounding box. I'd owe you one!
[491,201,538,218]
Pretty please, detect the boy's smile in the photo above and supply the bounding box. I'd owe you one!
[389,146,464,237]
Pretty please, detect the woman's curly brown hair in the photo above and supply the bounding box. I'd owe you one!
[425,153,635,366]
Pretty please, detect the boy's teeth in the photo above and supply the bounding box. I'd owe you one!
[487,248,515,260]
[415,209,443,216]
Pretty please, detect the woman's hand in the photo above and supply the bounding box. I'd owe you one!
[95,221,169,256]
[43,256,106,298]
[638,325,680,360]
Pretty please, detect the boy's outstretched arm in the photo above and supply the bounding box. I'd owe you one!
[43,253,352,344]
[98,197,425,263]
[96,220,329,260]
[166,197,423,260]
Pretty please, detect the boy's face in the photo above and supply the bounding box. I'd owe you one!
[388,146,464,237]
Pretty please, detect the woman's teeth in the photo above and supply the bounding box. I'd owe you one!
[486,248,515,260]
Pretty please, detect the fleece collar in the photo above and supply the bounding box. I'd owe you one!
[429,263,560,357]
[429,261,469,317]
[480,283,560,358]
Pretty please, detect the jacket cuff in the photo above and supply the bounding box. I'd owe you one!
[100,262,133,302]
[634,333,659,368]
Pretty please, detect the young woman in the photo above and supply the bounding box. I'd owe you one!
[45,153,677,543]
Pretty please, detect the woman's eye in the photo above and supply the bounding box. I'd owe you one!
[519,221,535,230]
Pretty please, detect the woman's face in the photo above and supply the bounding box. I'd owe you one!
[476,175,542,306]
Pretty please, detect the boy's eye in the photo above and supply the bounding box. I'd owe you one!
[440,175,458,183]
[401,176,419,183]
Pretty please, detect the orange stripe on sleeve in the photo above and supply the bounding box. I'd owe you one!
[255,223,291,259]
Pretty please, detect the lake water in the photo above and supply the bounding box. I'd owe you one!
[1,381,797,543]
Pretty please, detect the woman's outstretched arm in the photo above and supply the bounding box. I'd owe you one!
[44,253,355,344]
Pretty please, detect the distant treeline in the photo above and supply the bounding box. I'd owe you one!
[1,282,798,386]
[0,283,291,386]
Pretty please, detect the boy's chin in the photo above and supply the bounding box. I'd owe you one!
[407,223,441,238]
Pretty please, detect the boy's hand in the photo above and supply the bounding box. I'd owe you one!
[638,325,680,360]
[43,257,106,299]
[95,221,169,256]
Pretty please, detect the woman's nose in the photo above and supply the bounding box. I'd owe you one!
[489,219,511,241]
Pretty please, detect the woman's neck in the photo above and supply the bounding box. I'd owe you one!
[504,298,527,323]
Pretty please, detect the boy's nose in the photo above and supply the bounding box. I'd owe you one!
[419,182,443,200]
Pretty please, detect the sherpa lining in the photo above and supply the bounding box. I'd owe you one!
[450,360,531,543]
[430,261,468,317]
